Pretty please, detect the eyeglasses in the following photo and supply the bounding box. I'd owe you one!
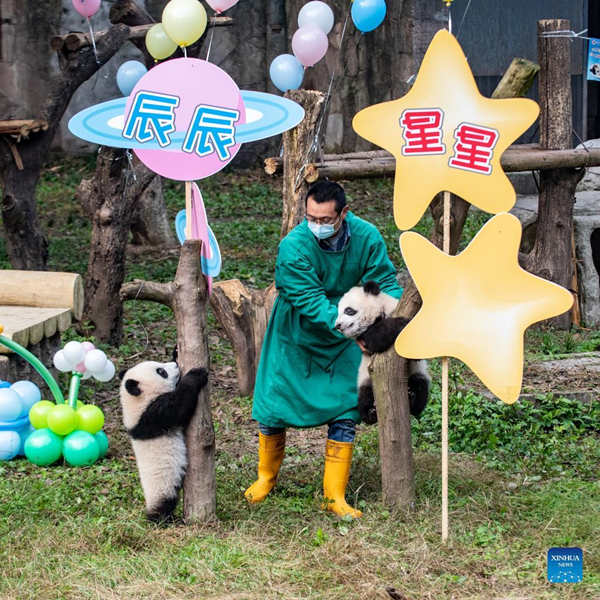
[306,213,341,226]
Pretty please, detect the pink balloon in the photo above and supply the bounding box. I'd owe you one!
[205,0,239,13]
[72,0,101,18]
[75,361,87,374]
[292,25,329,67]
[81,341,95,353]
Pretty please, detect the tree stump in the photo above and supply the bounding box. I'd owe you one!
[209,280,277,396]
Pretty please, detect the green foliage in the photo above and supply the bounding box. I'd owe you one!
[413,376,600,479]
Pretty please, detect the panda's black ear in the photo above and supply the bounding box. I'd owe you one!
[118,369,127,380]
[125,378,142,396]
[363,280,381,295]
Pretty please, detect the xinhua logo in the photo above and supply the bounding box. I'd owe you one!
[547,547,583,583]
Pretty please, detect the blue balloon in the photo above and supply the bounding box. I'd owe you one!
[11,380,41,416]
[269,54,304,93]
[116,60,148,96]
[0,431,21,461]
[351,0,387,33]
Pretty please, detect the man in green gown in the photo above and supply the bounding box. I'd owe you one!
[245,181,403,517]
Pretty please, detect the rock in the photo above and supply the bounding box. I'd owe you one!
[576,138,600,191]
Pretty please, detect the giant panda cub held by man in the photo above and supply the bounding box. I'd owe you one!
[119,361,208,523]
[335,280,430,424]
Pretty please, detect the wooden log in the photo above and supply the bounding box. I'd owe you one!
[0,120,48,137]
[371,350,414,508]
[174,241,216,525]
[522,19,583,330]
[281,90,325,238]
[209,280,277,396]
[280,146,600,181]
[0,271,83,320]
[50,18,232,53]
[492,57,540,99]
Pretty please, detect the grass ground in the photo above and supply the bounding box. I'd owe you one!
[0,155,598,599]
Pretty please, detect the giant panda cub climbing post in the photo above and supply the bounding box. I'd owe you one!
[335,280,430,424]
[119,361,208,523]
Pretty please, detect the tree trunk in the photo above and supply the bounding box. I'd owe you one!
[0,22,130,269]
[372,351,415,508]
[281,90,325,238]
[209,280,277,396]
[119,241,216,524]
[1,150,48,269]
[130,175,177,247]
[523,19,583,330]
[79,148,154,344]
[175,241,216,524]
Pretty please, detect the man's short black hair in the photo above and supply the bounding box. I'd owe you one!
[305,181,346,214]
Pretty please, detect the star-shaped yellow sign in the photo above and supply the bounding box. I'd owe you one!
[352,30,539,231]
[394,213,573,403]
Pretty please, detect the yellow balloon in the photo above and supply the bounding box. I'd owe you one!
[145,23,178,60]
[162,0,208,48]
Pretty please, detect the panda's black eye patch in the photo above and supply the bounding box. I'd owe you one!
[156,367,168,379]
[344,307,357,316]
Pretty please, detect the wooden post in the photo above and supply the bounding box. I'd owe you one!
[209,280,277,396]
[441,190,450,543]
[372,352,415,507]
[523,19,583,329]
[175,241,215,524]
[281,90,325,238]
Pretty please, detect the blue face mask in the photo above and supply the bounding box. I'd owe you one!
[308,221,336,239]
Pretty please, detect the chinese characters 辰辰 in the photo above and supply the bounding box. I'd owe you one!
[122,91,240,161]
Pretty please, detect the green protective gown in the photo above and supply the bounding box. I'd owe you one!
[252,212,403,428]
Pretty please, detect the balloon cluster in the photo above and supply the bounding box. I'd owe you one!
[270,1,334,93]
[21,340,114,467]
[53,341,115,382]
[144,0,239,62]
[351,0,387,33]
[25,401,108,467]
[0,381,40,460]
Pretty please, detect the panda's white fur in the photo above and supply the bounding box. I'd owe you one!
[335,281,430,424]
[119,360,208,522]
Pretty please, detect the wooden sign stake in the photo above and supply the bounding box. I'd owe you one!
[442,190,450,543]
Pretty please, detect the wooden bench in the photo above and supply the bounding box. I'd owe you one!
[0,271,83,384]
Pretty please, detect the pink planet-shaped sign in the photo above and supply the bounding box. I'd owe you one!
[123,58,246,180]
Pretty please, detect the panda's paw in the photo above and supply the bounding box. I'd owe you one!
[359,405,378,425]
[184,367,209,388]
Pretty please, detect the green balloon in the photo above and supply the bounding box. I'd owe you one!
[94,430,109,458]
[29,400,56,430]
[76,404,105,434]
[24,428,63,466]
[47,404,77,436]
[62,431,100,466]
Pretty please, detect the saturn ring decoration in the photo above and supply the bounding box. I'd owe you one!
[69,57,305,290]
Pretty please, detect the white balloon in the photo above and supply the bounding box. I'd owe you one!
[298,1,335,35]
[53,350,74,372]
[63,341,84,365]
[94,361,116,383]
[84,349,108,374]
[82,370,93,380]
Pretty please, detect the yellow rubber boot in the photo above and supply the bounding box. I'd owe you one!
[322,439,362,518]
[244,431,286,504]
